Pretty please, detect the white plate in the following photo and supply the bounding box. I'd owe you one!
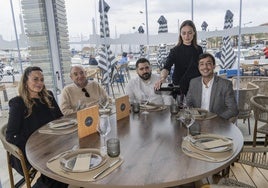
[48,118,77,130]
[60,149,107,172]
[190,134,233,153]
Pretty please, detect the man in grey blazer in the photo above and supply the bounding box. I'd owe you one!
[186,53,238,121]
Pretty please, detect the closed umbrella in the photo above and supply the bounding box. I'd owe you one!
[138,25,146,58]
[219,10,236,69]
[157,15,168,69]
[98,0,116,93]
[201,21,208,52]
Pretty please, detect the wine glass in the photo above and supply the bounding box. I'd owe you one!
[178,109,195,140]
[99,96,109,109]
[140,94,150,114]
[76,99,86,111]
[97,115,111,154]
[177,94,187,110]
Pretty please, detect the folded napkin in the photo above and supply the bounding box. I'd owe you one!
[192,134,233,150]
[200,139,232,149]
[72,153,92,171]
[47,148,123,181]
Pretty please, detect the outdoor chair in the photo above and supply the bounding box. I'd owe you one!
[85,67,98,80]
[0,124,37,188]
[251,79,268,96]
[109,65,125,97]
[117,62,130,83]
[250,95,268,147]
[234,82,259,135]
[231,75,268,89]
[201,146,268,188]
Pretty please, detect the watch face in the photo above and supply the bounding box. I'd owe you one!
[85,116,93,127]
[120,103,126,112]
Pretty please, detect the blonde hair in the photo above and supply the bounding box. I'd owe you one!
[18,66,54,117]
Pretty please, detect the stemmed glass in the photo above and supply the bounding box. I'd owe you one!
[176,94,187,110]
[99,96,109,110]
[140,94,150,114]
[76,99,86,111]
[178,109,195,140]
[97,115,111,155]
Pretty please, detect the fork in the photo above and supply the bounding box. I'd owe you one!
[182,147,217,161]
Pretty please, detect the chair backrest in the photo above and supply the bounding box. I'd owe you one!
[239,146,268,170]
[250,95,268,123]
[0,124,32,188]
[251,79,268,96]
[232,75,268,89]
[234,82,259,116]
[232,76,254,89]
[0,125,24,160]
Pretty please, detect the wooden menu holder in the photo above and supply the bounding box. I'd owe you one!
[77,105,99,138]
[115,95,131,120]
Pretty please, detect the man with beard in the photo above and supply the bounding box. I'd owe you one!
[125,58,172,105]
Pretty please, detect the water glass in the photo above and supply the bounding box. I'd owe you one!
[132,103,140,113]
[170,104,179,115]
[107,138,120,157]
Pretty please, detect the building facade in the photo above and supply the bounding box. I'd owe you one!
[21,0,72,98]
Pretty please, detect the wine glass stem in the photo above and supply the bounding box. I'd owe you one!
[103,136,106,147]
[187,127,190,136]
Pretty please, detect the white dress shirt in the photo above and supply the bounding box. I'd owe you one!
[201,77,214,111]
[125,74,172,105]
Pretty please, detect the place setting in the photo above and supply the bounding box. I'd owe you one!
[38,117,78,135]
[134,95,167,114]
[46,114,123,181]
[178,110,235,162]
[46,147,123,181]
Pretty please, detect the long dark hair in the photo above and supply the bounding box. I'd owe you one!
[177,20,198,49]
[18,66,53,117]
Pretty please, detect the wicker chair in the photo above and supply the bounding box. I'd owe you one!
[251,79,268,96]
[250,95,268,147]
[234,82,259,135]
[232,76,268,89]
[0,124,37,188]
[201,146,268,188]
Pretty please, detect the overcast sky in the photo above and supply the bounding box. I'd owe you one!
[1,0,268,41]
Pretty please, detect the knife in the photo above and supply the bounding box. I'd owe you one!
[93,159,120,180]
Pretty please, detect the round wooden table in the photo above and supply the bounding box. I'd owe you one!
[26,108,244,188]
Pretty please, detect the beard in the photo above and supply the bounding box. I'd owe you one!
[138,72,151,80]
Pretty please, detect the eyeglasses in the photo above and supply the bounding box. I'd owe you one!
[82,88,90,97]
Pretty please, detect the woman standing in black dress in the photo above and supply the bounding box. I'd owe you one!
[155,20,203,96]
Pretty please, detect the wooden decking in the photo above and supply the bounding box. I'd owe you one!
[199,146,268,188]
[228,161,268,187]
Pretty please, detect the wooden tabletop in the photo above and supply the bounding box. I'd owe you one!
[26,108,244,188]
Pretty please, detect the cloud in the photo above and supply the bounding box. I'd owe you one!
[1,0,268,42]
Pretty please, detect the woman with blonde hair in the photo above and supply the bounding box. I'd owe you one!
[6,66,68,187]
